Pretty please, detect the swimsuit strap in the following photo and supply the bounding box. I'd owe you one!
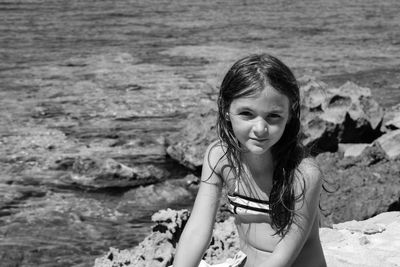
[231,192,270,205]
[227,193,271,214]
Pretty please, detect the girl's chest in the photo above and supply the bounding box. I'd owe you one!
[234,166,273,199]
[236,217,281,253]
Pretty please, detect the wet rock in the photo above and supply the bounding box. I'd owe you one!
[0,191,131,267]
[0,184,47,217]
[116,179,194,212]
[65,157,167,189]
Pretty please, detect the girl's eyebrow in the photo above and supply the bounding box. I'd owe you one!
[268,108,285,113]
[235,106,285,113]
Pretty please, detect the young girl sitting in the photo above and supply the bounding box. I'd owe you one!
[172,54,327,267]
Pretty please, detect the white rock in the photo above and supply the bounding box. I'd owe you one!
[375,129,400,159]
[321,212,400,267]
[339,143,372,158]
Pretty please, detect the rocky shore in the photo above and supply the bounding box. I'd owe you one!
[1,49,399,266]
[2,2,400,266]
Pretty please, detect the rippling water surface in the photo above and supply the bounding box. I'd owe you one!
[1,0,400,266]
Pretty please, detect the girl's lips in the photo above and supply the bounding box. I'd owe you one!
[250,137,269,142]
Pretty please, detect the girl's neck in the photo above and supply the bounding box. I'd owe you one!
[239,150,274,196]
[241,150,274,172]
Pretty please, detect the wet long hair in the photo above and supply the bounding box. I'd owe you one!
[217,53,306,236]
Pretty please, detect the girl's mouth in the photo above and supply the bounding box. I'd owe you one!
[250,137,268,142]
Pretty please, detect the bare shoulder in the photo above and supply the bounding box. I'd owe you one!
[296,157,323,191]
[202,140,228,178]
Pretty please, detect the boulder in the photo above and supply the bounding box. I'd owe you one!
[301,79,384,153]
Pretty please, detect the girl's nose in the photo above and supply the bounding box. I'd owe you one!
[253,118,268,135]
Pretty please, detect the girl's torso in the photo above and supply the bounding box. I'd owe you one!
[235,212,325,267]
[218,149,326,267]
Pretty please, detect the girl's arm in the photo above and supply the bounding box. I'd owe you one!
[258,158,323,267]
[172,141,224,267]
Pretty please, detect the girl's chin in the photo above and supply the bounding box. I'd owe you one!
[244,144,271,155]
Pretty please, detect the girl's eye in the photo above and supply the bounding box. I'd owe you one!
[238,111,254,118]
[266,114,283,123]
[268,113,281,119]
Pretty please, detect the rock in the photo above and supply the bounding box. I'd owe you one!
[334,220,386,235]
[94,210,400,267]
[301,79,384,153]
[116,179,194,212]
[317,150,400,225]
[94,209,189,267]
[382,103,400,131]
[298,75,328,111]
[338,143,372,158]
[166,102,218,170]
[0,184,47,217]
[321,212,400,267]
[386,116,400,130]
[65,157,167,189]
[202,217,240,265]
[375,129,400,159]
[94,209,239,267]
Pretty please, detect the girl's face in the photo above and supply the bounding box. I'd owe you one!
[228,85,290,156]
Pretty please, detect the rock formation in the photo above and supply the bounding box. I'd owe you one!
[322,212,400,267]
[94,209,240,267]
[94,209,400,267]
[299,77,384,153]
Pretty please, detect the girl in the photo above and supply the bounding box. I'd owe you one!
[173,54,326,267]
